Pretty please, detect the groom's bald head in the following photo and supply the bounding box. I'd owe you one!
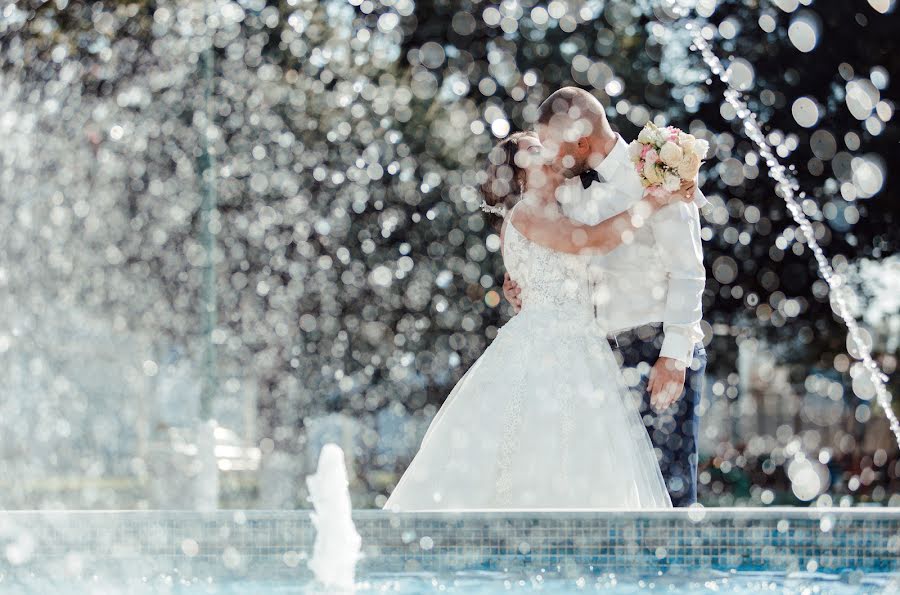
[536,87,615,177]
[537,87,609,137]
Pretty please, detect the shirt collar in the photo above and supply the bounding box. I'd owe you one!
[594,134,629,182]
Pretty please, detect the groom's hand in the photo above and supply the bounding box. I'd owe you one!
[502,273,522,313]
[648,357,686,411]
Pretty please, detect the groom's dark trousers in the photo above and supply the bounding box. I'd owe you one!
[609,323,707,507]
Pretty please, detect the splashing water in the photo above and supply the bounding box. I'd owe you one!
[1,0,894,512]
[306,443,362,591]
[675,14,900,450]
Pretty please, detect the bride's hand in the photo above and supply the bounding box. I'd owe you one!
[679,178,697,202]
[645,182,693,210]
[643,186,675,210]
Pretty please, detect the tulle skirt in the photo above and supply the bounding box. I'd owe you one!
[384,306,672,510]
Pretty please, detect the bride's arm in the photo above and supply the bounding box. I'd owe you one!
[512,189,687,255]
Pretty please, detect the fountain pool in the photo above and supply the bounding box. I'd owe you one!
[0,509,896,593]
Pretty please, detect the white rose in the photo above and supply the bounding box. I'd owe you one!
[678,132,696,153]
[651,128,667,146]
[643,162,664,185]
[693,138,710,159]
[637,126,654,144]
[627,140,643,161]
[659,142,684,167]
[663,173,681,192]
[677,152,702,180]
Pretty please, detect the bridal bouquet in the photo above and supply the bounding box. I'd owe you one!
[627,122,709,191]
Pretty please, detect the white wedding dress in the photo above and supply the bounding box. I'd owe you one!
[384,205,672,510]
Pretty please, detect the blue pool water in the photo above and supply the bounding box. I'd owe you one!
[0,510,897,593]
[3,569,898,594]
[191,573,894,594]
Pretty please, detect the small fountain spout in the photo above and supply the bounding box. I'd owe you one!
[306,443,362,591]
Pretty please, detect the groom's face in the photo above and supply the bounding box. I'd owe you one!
[537,116,590,178]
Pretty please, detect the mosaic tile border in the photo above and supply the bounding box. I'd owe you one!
[0,508,897,581]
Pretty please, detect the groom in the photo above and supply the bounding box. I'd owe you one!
[503,87,708,506]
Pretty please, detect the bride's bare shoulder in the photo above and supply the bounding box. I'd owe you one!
[502,200,529,236]
[508,200,559,233]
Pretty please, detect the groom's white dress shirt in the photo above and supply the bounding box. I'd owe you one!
[557,135,707,366]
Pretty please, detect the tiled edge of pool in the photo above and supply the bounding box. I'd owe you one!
[0,508,897,582]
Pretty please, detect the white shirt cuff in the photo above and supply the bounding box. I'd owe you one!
[659,332,695,367]
[693,187,709,208]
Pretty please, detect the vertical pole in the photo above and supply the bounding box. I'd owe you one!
[199,9,217,421]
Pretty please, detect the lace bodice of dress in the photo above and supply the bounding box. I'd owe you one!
[502,209,593,318]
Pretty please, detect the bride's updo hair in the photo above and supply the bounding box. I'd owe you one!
[480,131,538,230]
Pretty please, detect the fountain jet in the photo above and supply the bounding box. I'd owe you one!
[306,443,362,591]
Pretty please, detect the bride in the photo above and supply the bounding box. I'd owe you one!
[384,131,692,510]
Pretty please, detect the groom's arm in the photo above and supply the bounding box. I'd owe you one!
[649,196,706,366]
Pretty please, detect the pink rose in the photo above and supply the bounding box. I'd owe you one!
[645,148,659,165]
